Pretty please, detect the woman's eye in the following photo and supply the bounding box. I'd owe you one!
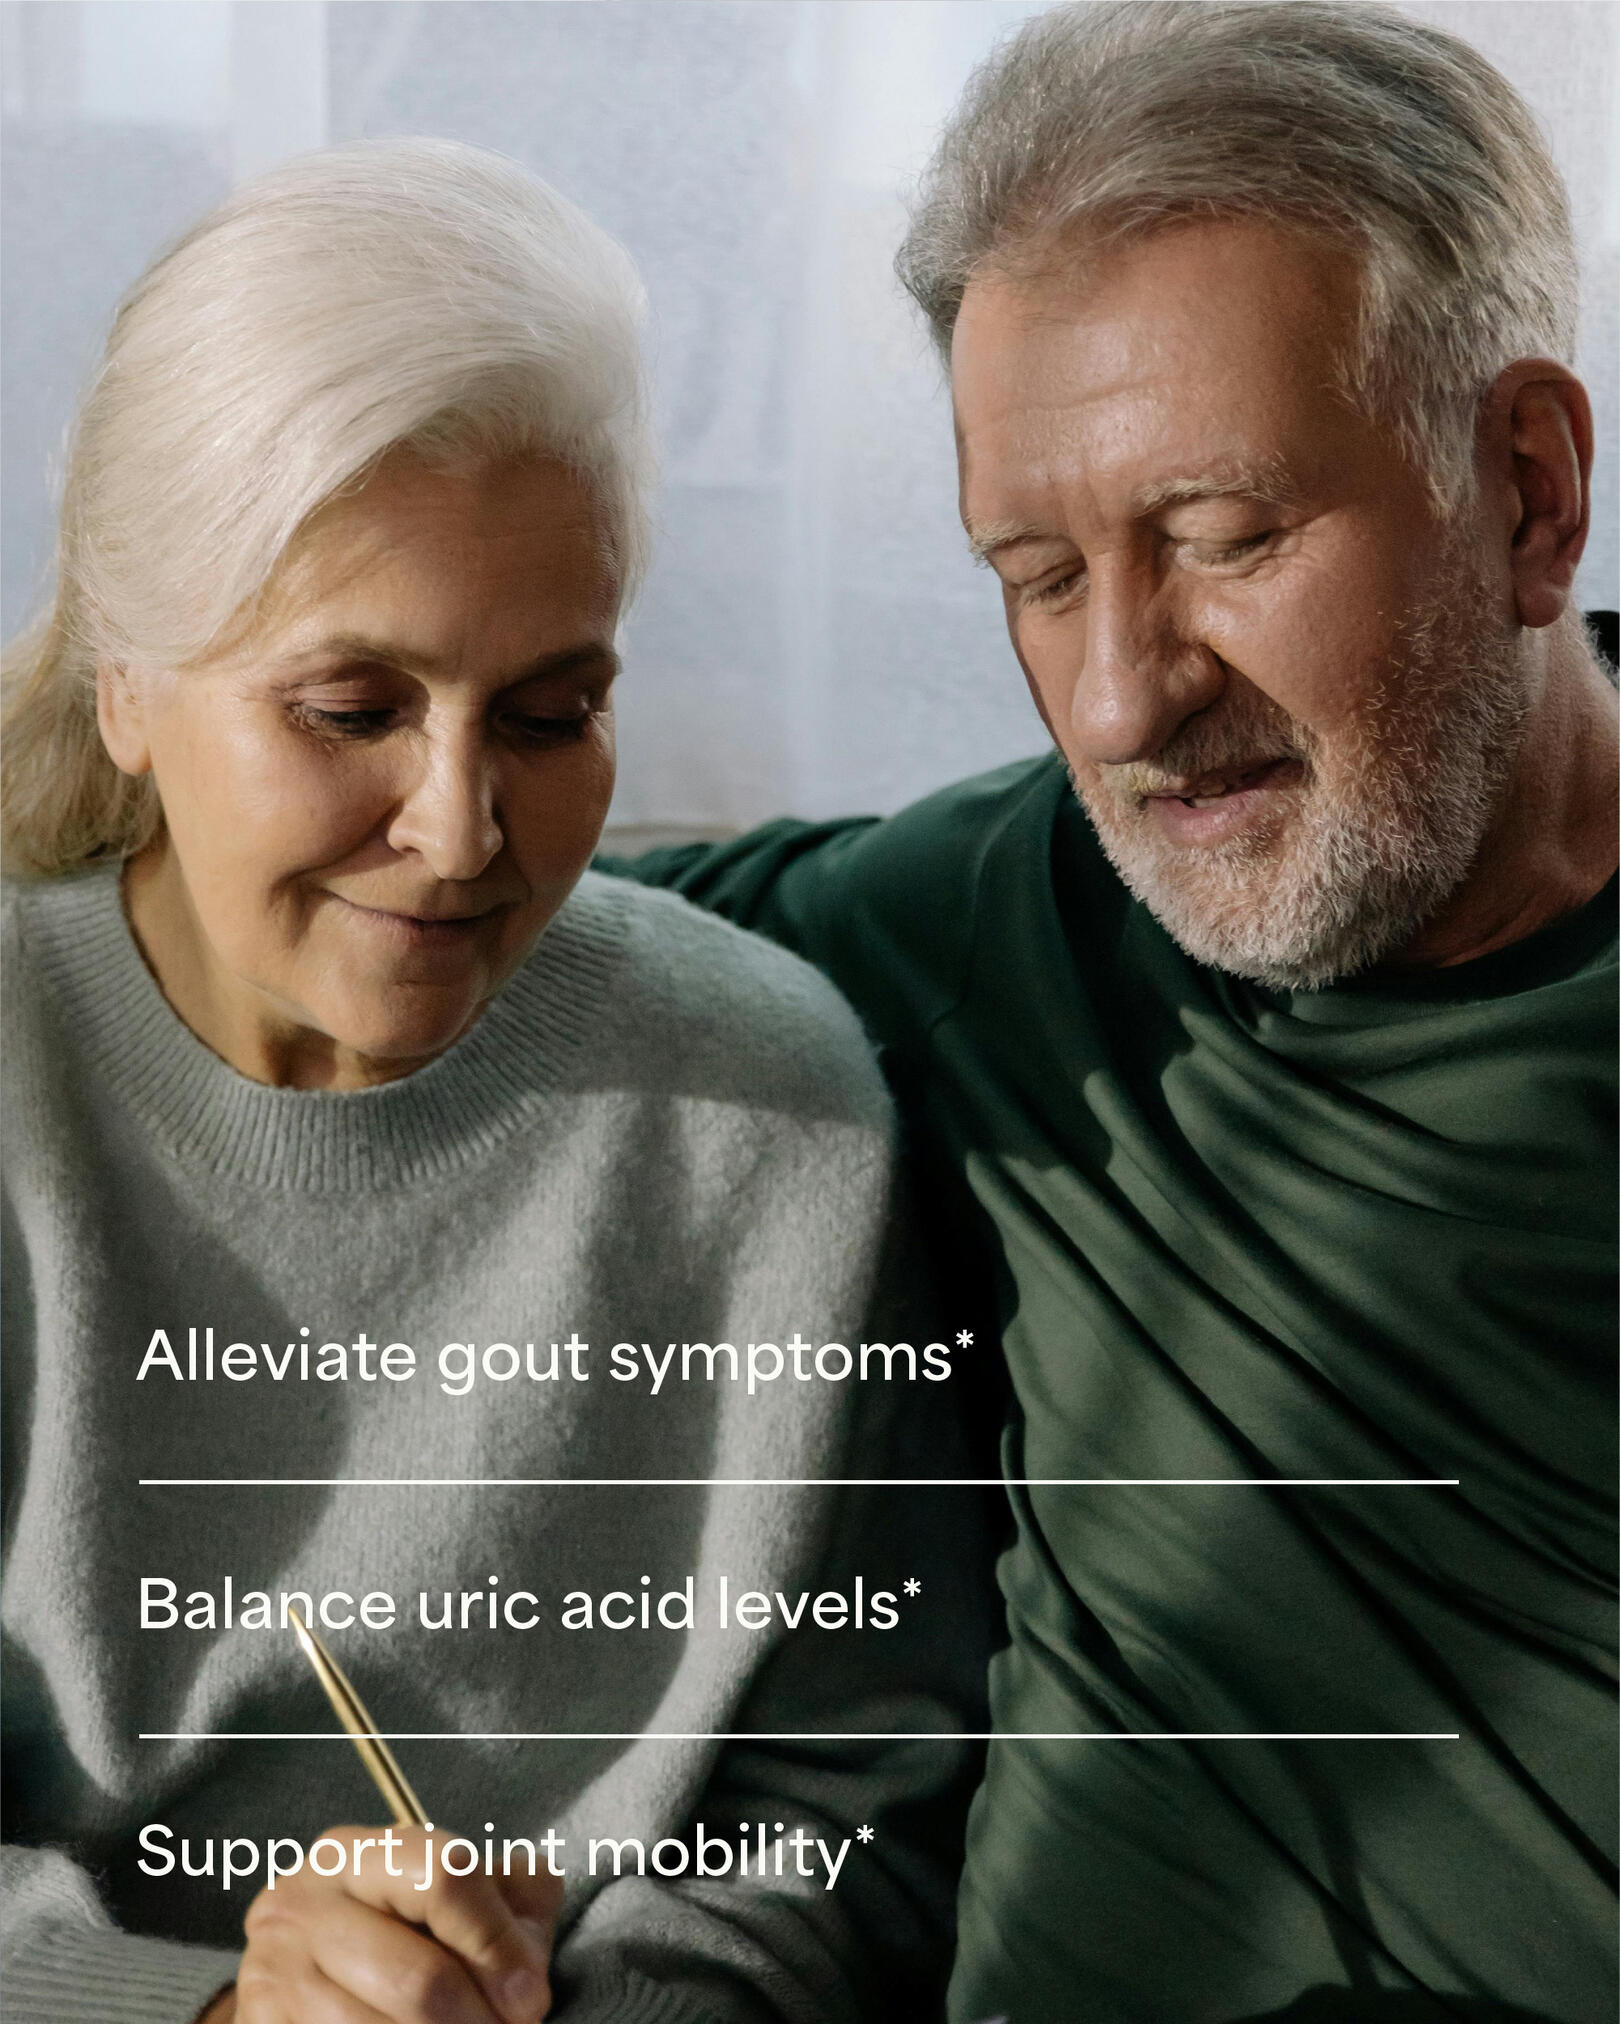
[293,704,394,738]
[500,709,592,747]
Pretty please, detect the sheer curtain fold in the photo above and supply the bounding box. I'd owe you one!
[3,0,1614,827]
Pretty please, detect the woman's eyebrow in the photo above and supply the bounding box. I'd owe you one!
[268,634,619,683]
[505,643,621,687]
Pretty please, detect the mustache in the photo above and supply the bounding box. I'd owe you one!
[1100,691,1310,802]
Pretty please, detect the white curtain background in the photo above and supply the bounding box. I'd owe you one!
[4,1,1615,831]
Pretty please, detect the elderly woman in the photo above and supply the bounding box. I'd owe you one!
[0,142,983,2024]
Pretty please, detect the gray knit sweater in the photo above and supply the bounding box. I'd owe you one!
[1,867,987,2024]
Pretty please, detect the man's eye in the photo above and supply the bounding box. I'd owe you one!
[1025,569,1086,608]
[1194,533,1273,565]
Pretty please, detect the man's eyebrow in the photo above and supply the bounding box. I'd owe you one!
[965,520,1054,564]
[1132,460,1300,515]
[270,634,619,683]
[965,462,1300,562]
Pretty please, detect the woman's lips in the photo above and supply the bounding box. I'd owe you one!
[1141,756,1304,846]
[327,895,505,952]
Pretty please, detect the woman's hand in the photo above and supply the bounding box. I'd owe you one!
[203,1824,560,2023]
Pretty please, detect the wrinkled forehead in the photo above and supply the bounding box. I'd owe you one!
[950,218,1368,516]
[188,450,625,680]
[287,448,619,581]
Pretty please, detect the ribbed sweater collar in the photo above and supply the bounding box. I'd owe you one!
[19,866,632,1193]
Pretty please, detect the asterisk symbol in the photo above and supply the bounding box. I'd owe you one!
[956,1330,973,1348]
[903,1578,922,1597]
[856,1825,875,1843]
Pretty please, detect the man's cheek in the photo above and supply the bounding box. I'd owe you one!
[1006,621,1066,745]
[1197,595,1341,736]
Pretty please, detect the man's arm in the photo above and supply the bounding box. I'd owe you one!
[600,756,1068,1064]
[550,1332,996,2024]
[598,817,879,970]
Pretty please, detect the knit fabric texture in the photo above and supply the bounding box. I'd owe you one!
[2,867,985,2024]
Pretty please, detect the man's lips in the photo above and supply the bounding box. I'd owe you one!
[1138,756,1300,807]
[1132,755,1304,846]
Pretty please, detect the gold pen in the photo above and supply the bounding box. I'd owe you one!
[286,1604,429,1828]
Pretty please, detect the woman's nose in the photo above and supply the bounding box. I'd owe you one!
[385,726,503,881]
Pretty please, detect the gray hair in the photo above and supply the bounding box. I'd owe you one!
[897,1,1577,503]
[3,137,650,877]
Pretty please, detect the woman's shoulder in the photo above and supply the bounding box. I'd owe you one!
[543,871,893,1132]
[2,865,125,998]
[2,872,123,1147]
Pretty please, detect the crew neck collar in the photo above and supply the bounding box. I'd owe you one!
[1279,870,1618,1015]
[17,865,632,1192]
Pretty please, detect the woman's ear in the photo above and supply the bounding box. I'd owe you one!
[95,660,154,775]
[1478,360,1592,632]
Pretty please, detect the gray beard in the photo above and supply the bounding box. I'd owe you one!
[1073,554,1531,991]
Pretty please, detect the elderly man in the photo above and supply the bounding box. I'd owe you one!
[616,5,1616,2020]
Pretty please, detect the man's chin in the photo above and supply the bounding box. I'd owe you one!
[1076,796,1450,993]
[1125,882,1420,992]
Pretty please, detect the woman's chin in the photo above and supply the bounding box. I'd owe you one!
[298,983,493,1084]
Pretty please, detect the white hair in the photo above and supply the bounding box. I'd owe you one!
[897,0,1578,505]
[3,137,650,876]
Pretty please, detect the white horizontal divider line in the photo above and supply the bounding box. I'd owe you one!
[137,1476,1462,1488]
[140,1730,1463,1743]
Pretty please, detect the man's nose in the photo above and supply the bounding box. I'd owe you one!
[1067,564,1222,765]
[385,724,503,881]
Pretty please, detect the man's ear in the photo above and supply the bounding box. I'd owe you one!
[1478,360,1592,632]
[95,660,154,776]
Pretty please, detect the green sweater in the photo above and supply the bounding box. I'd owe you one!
[1,866,989,2024]
[610,753,1618,2024]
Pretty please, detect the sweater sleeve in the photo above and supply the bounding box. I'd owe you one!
[549,1325,998,2024]
[1,1845,240,2024]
